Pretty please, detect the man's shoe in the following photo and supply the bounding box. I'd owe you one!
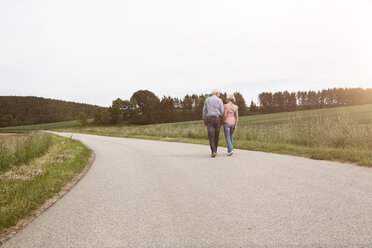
[228,151,234,156]
[211,152,217,157]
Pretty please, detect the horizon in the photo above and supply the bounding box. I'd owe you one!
[1,0,371,107]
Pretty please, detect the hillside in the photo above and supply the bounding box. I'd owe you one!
[0,96,102,127]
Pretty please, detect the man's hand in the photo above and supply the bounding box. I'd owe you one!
[203,120,207,126]
[234,125,238,131]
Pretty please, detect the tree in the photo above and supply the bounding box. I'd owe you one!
[220,92,227,103]
[249,100,258,112]
[233,92,247,115]
[160,96,175,123]
[193,94,206,120]
[273,92,285,112]
[120,100,133,122]
[130,90,160,124]
[78,112,88,126]
[297,91,308,108]
[307,91,318,108]
[288,92,297,111]
[258,92,273,113]
[94,109,103,124]
[101,109,111,125]
[283,91,297,111]
[110,98,123,124]
[182,95,193,112]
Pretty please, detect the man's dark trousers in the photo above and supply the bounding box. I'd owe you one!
[206,115,222,153]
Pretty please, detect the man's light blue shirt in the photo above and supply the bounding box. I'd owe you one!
[202,95,224,120]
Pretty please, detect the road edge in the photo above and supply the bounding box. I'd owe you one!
[0,140,95,246]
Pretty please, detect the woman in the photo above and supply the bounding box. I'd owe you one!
[223,94,239,156]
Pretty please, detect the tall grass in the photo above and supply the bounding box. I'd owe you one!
[62,104,372,166]
[0,134,92,242]
[0,132,53,172]
[237,108,372,148]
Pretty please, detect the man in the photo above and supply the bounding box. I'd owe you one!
[202,89,224,157]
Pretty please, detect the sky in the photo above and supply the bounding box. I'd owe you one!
[0,0,371,107]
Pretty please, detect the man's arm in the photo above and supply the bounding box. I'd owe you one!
[202,100,207,120]
[202,100,208,126]
[219,99,224,117]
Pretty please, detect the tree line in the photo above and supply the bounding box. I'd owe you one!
[258,88,372,113]
[94,90,248,125]
[0,96,101,127]
[96,87,372,125]
[2,87,370,127]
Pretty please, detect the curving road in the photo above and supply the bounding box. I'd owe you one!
[2,132,372,248]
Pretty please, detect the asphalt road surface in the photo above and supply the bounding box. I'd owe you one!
[2,133,372,248]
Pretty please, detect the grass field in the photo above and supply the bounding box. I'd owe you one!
[0,132,92,242]
[0,119,93,132]
[59,104,372,166]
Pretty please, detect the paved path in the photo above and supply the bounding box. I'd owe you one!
[2,133,372,248]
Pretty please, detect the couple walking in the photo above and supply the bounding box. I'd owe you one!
[203,89,239,157]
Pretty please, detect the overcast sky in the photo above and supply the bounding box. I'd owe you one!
[1,0,371,107]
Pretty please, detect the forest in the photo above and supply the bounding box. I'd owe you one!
[0,96,101,127]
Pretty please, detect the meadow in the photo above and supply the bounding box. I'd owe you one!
[0,132,91,243]
[61,104,372,166]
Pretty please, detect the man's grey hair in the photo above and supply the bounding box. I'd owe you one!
[212,89,221,95]
[227,94,236,102]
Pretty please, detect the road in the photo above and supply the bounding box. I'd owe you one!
[2,132,372,248]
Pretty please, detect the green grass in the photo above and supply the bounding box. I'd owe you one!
[0,133,91,240]
[0,132,53,172]
[60,104,372,166]
[0,119,93,132]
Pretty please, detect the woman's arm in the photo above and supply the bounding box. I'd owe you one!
[223,105,227,123]
[235,109,239,129]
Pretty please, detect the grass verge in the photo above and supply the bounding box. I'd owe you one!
[0,133,92,244]
[0,132,53,172]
